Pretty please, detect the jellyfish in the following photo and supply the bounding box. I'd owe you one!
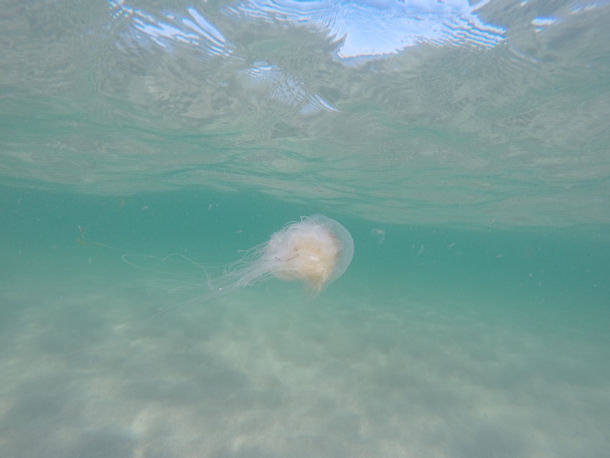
[83,214,353,318]
[213,214,354,295]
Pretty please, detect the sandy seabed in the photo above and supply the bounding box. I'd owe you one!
[1,272,608,458]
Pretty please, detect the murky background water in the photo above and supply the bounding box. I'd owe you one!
[1,0,609,456]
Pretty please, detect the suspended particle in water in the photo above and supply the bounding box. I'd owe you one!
[371,228,386,245]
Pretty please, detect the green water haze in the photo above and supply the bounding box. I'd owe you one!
[1,186,609,457]
[1,0,609,456]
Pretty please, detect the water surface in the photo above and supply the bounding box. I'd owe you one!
[1,0,609,456]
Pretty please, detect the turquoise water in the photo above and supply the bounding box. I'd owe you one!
[2,0,610,457]
[1,187,609,457]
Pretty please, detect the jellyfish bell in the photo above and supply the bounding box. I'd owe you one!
[265,214,354,292]
[215,215,354,295]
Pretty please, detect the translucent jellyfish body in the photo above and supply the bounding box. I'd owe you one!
[215,215,354,295]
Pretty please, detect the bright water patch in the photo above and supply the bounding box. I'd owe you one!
[109,1,232,56]
[226,0,506,58]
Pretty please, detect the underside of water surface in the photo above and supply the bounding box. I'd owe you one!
[1,1,609,457]
[2,0,609,228]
